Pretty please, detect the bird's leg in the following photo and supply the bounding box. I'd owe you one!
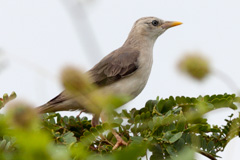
[77,109,86,117]
[91,114,100,127]
[100,111,128,150]
[76,109,86,121]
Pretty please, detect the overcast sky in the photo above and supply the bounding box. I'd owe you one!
[0,0,240,159]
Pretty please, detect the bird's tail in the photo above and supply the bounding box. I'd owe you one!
[36,99,85,114]
[36,104,54,114]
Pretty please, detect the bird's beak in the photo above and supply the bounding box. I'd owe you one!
[161,21,182,29]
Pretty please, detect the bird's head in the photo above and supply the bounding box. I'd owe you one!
[130,17,182,40]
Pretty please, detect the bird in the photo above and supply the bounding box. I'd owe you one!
[36,17,182,149]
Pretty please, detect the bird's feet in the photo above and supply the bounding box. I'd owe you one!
[76,109,86,122]
[112,136,128,150]
[76,109,86,118]
[111,129,128,150]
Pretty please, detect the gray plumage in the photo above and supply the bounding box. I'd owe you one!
[89,47,139,87]
[37,47,140,113]
[36,17,182,117]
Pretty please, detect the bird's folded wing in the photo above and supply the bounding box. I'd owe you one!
[88,47,140,87]
[37,47,140,112]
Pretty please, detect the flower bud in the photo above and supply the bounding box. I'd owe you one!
[61,66,96,95]
[6,102,37,129]
[178,53,210,80]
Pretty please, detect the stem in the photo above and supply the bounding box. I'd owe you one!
[100,134,114,146]
[197,149,217,160]
[213,69,240,95]
[146,150,148,160]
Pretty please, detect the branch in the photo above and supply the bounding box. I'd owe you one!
[197,149,217,160]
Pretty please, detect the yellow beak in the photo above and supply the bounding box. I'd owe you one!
[161,21,182,29]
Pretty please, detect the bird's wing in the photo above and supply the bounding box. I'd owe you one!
[37,47,140,113]
[87,47,140,87]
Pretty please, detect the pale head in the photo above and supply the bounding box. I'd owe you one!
[129,17,182,40]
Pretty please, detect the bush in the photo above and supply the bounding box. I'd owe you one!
[0,93,240,160]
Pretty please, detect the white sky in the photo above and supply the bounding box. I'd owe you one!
[0,0,240,159]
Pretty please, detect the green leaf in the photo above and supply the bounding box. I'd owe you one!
[83,131,91,137]
[3,93,8,102]
[5,141,11,150]
[145,100,158,111]
[169,132,183,143]
[229,103,237,110]
[63,132,77,145]
[166,145,176,156]
[0,100,3,109]
[156,100,164,113]
[162,131,173,142]
[171,147,195,160]
[111,118,123,127]
[131,136,143,143]
[90,127,98,136]
[176,118,186,132]
[107,131,113,140]
[207,141,214,152]
[140,112,146,120]
[96,125,104,133]
[0,139,7,149]
[10,91,17,100]
[174,138,185,151]
[134,115,140,123]
[63,116,69,124]
[102,123,110,130]
[145,111,151,119]
[150,144,164,160]
[201,138,207,150]
[113,143,148,160]
[148,120,154,131]
[121,109,131,118]
[185,134,191,144]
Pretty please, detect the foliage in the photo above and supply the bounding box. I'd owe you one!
[0,93,240,160]
[0,92,16,110]
[178,53,210,80]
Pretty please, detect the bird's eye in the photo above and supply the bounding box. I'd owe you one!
[152,20,159,26]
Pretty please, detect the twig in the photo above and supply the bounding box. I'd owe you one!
[213,68,240,95]
[146,150,148,160]
[60,0,103,64]
[100,134,114,147]
[197,149,217,160]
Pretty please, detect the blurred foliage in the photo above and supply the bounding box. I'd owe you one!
[0,92,17,110]
[0,93,240,160]
[61,66,131,116]
[178,53,210,80]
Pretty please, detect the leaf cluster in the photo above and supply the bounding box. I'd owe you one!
[0,93,240,160]
[0,92,16,109]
